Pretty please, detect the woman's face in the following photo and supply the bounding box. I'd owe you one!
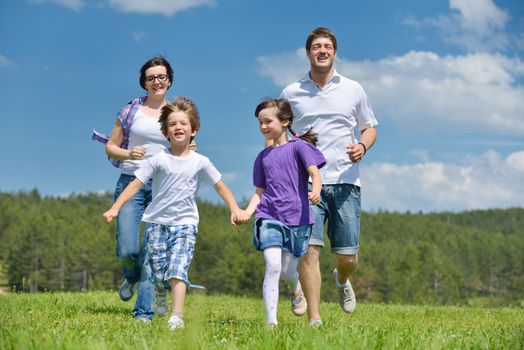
[143,65,170,98]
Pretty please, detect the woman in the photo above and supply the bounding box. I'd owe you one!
[105,56,173,322]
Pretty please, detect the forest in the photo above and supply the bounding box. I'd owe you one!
[0,189,522,307]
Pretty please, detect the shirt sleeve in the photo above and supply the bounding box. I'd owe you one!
[252,152,266,189]
[356,85,379,130]
[198,157,222,186]
[296,140,326,170]
[134,155,156,184]
[116,104,132,125]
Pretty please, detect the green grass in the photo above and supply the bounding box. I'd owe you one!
[0,291,523,350]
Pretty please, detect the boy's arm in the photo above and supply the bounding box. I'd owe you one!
[213,180,245,226]
[307,165,322,205]
[103,179,143,223]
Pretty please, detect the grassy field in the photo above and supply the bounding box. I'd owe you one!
[0,291,523,350]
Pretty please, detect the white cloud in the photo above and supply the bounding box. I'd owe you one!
[28,0,84,11]
[132,31,147,43]
[108,0,215,16]
[0,54,11,67]
[257,48,309,87]
[404,0,510,52]
[337,51,524,135]
[258,49,524,136]
[450,0,508,34]
[362,150,524,212]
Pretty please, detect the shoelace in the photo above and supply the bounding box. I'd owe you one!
[342,287,354,302]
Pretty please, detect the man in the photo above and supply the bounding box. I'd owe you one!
[280,27,378,326]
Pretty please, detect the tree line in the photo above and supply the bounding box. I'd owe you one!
[0,190,522,306]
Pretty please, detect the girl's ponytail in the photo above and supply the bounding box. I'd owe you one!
[289,126,318,146]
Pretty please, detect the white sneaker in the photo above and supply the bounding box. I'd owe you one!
[333,269,356,313]
[135,317,151,323]
[308,319,323,327]
[167,314,185,330]
[266,322,278,330]
[119,279,138,301]
[290,291,307,316]
[153,288,168,316]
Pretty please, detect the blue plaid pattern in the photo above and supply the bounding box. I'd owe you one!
[92,96,146,168]
[145,223,198,288]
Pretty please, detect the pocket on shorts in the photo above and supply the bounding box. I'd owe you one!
[290,224,312,257]
[252,218,263,251]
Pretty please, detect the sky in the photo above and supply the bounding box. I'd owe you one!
[1,0,523,213]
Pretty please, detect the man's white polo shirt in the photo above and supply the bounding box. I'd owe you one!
[280,70,378,186]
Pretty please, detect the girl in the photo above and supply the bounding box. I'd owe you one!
[240,99,325,328]
[103,97,246,330]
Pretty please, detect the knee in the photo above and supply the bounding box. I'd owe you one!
[301,246,320,266]
[281,265,297,282]
[118,249,139,261]
[337,254,358,270]
[265,260,282,276]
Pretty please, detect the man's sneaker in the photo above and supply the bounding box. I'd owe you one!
[308,319,323,327]
[135,317,151,323]
[153,288,168,316]
[167,314,185,330]
[290,291,307,316]
[119,279,138,301]
[333,269,356,313]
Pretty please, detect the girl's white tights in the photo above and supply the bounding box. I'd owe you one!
[263,247,301,325]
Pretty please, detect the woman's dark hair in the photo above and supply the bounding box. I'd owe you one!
[139,56,174,90]
[255,98,317,146]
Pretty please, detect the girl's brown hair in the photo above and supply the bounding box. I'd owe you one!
[255,99,317,146]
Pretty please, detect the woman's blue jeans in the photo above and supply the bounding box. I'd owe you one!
[115,173,154,319]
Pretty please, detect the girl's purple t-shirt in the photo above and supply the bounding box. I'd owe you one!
[253,138,326,226]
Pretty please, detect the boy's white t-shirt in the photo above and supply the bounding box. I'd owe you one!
[134,149,222,225]
[121,108,170,175]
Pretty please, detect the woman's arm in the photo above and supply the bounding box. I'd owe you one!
[105,119,146,161]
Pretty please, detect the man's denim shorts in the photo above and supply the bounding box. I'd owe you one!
[253,218,312,258]
[310,183,361,255]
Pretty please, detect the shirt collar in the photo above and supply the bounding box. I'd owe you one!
[301,69,340,87]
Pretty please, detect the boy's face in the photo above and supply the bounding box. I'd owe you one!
[165,111,196,146]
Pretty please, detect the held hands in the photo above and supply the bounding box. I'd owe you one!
[346,143,366,163]
[129,146,146,160]
[102,209,119,224]
[231,209,251,225]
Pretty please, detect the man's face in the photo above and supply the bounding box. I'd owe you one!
[307,36,336,73]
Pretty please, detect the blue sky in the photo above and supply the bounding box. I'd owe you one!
[1,0,523,212]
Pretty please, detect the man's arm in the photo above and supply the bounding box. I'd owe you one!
[347,127,377,163]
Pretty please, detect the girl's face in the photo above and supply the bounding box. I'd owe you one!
[165,111,196,146]
[257,106,288,142]
[144,65,170,98]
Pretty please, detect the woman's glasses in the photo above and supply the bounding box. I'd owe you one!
[145,74,168,83]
